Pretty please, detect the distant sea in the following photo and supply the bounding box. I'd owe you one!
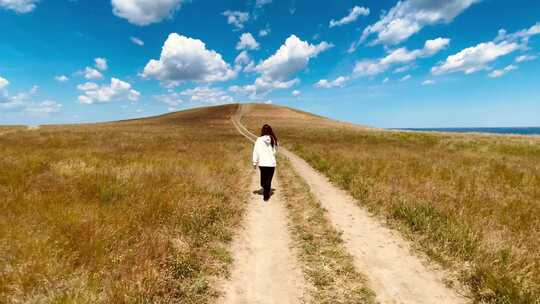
[395,127,540,136]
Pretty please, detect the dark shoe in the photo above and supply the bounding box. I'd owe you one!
[263,195,270,201]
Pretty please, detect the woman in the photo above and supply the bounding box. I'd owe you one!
[252,124,278,201]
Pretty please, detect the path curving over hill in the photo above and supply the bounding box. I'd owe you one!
[233,103,467,304]
[221,111,305,304]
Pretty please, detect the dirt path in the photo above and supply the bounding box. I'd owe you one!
[234,104,467,304]
[220,115,305,304]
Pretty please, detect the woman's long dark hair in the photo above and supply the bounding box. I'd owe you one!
[261,124,278,148]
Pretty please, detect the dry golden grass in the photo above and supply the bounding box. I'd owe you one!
[4,102,539,303]
[0,126,25,135]
[243,103,540,304]
[0,105,251,303]
[278,157,376,304]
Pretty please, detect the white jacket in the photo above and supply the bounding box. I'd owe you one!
[252,135,277,167]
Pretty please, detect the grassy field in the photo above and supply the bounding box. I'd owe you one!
[243,104,540,304]
[0,105,251,303]
[3,102,539,303]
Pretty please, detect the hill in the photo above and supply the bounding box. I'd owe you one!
[1,103,539,303]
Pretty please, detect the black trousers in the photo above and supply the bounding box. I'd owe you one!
[259,166,275,200]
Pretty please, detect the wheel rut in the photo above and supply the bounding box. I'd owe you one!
[232,104,468,304]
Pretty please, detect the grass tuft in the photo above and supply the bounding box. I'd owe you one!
[278,157,377,303]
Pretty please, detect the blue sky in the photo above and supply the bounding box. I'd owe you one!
[0,0,539,128]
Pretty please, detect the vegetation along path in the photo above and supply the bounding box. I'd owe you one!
[233,104,468,304]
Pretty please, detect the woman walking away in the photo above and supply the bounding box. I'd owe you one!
[253,124,278,201]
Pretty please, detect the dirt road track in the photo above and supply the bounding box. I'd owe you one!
[220,113,305,304]
[232,104,467,304]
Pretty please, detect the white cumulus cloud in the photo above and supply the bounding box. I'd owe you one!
[393,65,413,74]
[0,76,9,90]
[84,67,104,80]
[54,75,69,82]
[0,84,62,116]
[399,74,412,82]
[232,35,332,99]
[77,82,99,91]
[259,26,271,37]
[77,78,140,104]
[488,65,518,78]
[255,35,332,82]
[223,10,249,30]
[432,41,518,75]
[515,54,537,63]
[315,76,349,88]
[495,23,540,45]
[0,0,39,13]
[422,79,435,85]
[142,33,236,86]
[184,87,233,104]
[0,89,30,110]
[25,100,62,114]
[256,0,272,7]
[354,37,450,76]
[360,0,478,46]
[235,50,251,66]
[153,86,233,109]
[111,0,185,26]
[94,57,108,71]
[236,33,260,50]
[292,90,301,97]
[155,92,183,108]
[234,51,256,72]
[329,6,369,28]
[432,23,540,76]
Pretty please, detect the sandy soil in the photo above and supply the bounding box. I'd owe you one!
[234,104,468,304]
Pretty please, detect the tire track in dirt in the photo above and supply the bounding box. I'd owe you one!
[234,104,468,304]
[220,107,305,304]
